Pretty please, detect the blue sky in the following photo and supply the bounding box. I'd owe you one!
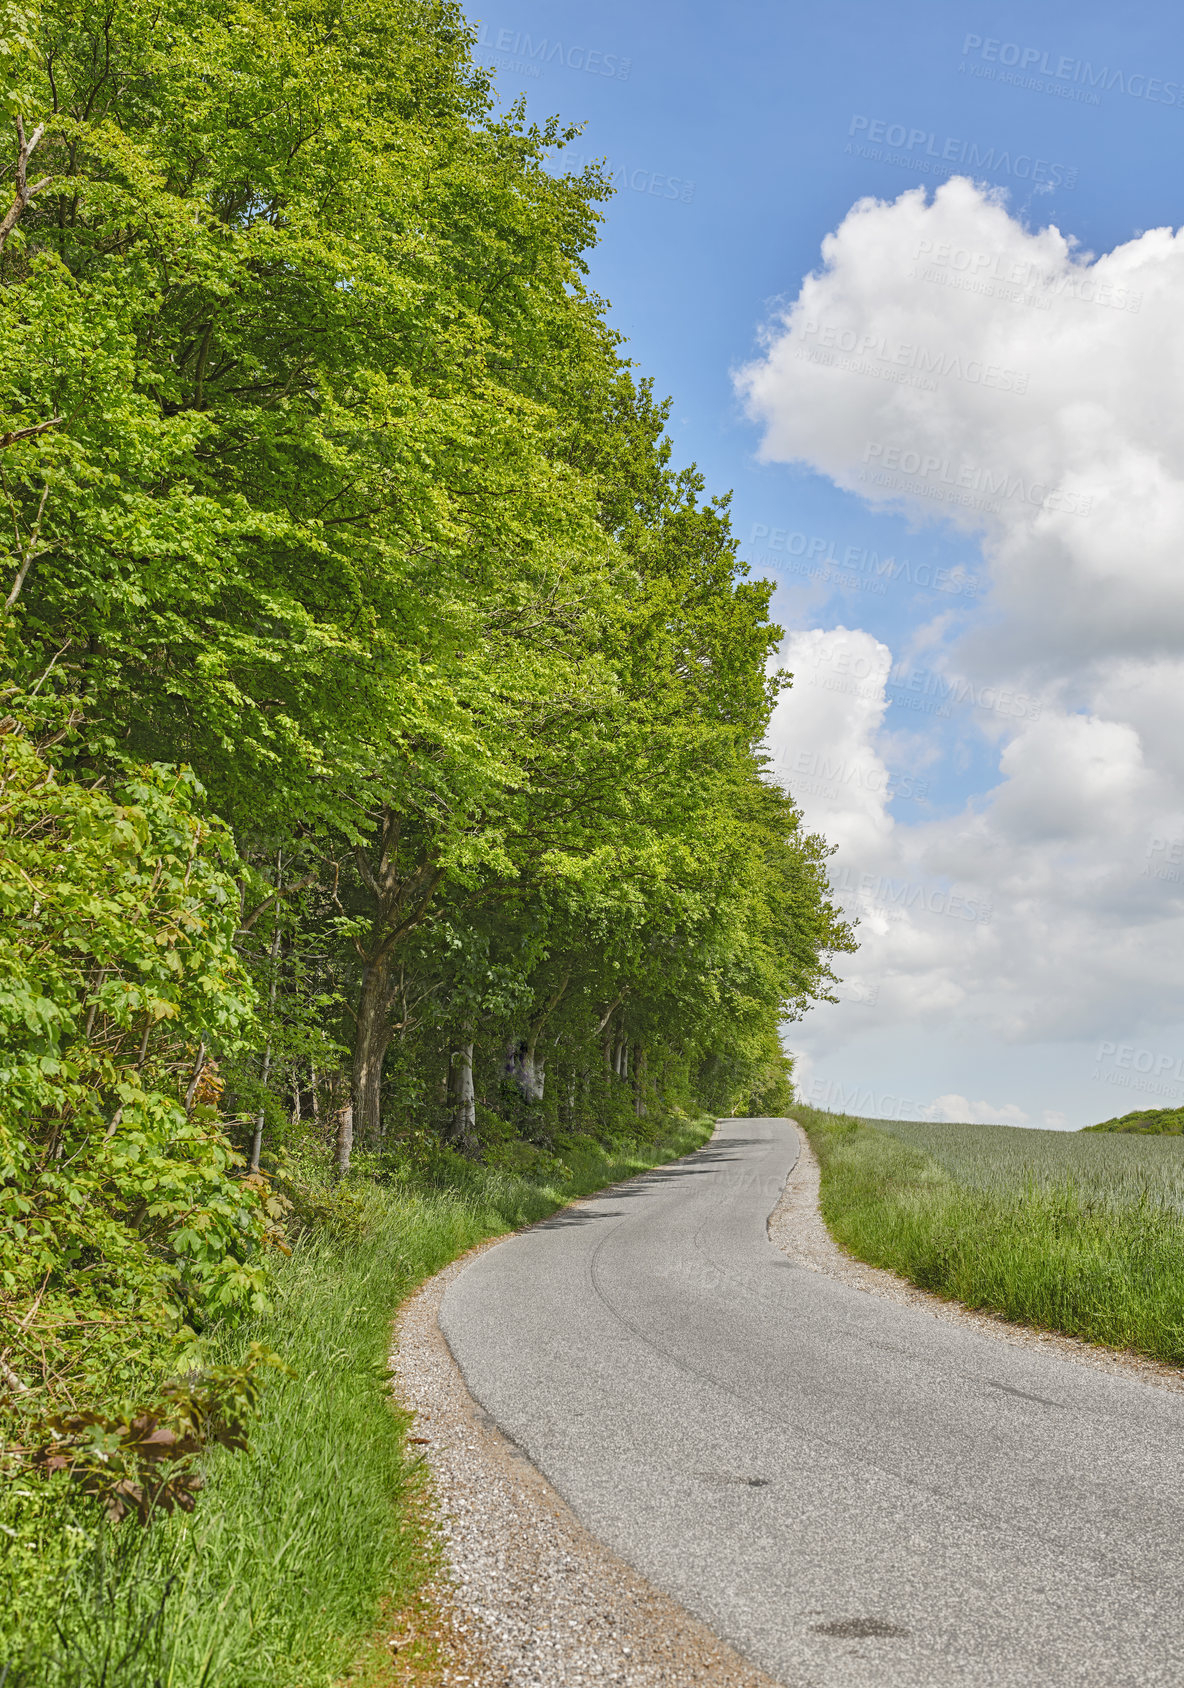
[466,0,1184,1128]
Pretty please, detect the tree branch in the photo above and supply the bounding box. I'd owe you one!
[0,118,52,251]
[4,482,51,611]
[354,845,381,901]
[0,1355,30,1394]
[530,972,571,1044]
[596,987,627,1036]
[238,870,319,934]
[184,1042,207,1111]
[371,866,447,962]
[0,417,63,451]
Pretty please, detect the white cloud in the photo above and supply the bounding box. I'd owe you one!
[921,1093,1030,1126]
[745,179,1184,1122]
[768,627,894,857]
[738,176,1184,679]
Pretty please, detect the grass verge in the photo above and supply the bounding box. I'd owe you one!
[796,1105,1184,1364]
[2,1117,714,1688]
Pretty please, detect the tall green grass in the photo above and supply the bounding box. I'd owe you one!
[796,1106,1184,1364]
[1,1120,713,1688]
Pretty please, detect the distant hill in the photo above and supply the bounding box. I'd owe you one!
[1083,1107,1184,1134]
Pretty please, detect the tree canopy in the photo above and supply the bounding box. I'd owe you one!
[0,0,853,1426]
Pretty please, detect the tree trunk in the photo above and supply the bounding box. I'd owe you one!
[446,1042,478,1155]
[335,1099,354,1176]
[506,976,567,1103]
[351,951,395,1153]
[597,989,625,1073]
[633,1044,647,1117]
[249,912,282,1173]
[350,809,445,1155]
[248,1051,269,1172]
[505,1037,546,1102]
[526,1043,546,1102]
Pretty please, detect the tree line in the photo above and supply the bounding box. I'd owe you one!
[0,0,851,1415]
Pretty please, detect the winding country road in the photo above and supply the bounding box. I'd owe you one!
[439,1117,1184,1686]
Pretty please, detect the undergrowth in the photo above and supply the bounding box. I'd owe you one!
[1,1117,713,1688]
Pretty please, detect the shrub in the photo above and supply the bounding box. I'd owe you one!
[0,723,271,1415]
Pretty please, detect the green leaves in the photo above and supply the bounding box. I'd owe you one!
[8,1342,287,1523]
[0,0,853,1439]
[0,721,271,1408]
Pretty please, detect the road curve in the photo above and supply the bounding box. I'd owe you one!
[439,1118,1184,1686]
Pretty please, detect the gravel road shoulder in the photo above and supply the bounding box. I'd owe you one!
[769,1118,1184,1396]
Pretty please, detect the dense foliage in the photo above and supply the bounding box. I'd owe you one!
[0,0,849,1533]
[1,1123,712,1687]
[0,723,271,1392]
[1084,1106,1184,1134]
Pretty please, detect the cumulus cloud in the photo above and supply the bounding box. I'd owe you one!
[743,179,1184,1121]
[910,1096,1070,1129]
[738,176,1184,678]
[768,627,894,857]
[921,1094,1031,1126]
[769,638,1184,1056]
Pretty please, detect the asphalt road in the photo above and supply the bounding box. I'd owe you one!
[439,1117,1184,1686]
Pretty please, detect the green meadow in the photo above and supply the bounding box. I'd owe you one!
[796,1106,1184,1364]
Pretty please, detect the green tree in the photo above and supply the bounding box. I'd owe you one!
[0,702,269,1407]
[1,0,852,1185]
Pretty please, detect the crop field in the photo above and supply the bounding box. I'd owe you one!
[874,1116,1184,1213]
[795,1106,1184,1365]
